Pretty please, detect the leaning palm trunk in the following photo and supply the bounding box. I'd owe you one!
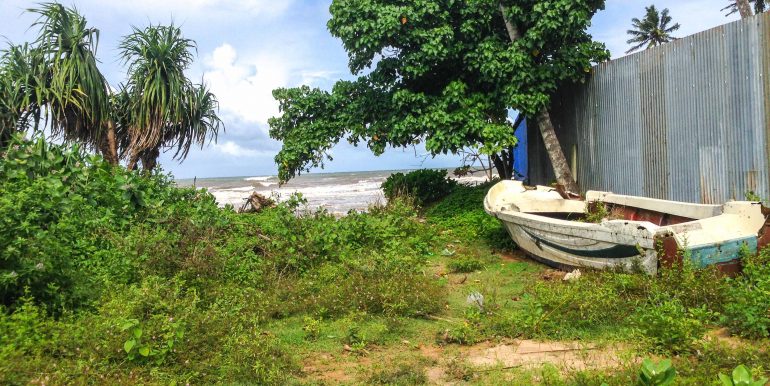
[499,3,579,193]
[736,0,754,18]
[535,108,578,192]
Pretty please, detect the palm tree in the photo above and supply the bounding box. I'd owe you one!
[137,83,223,171]
[119,24,222,170]
[1,5,221,169]
[626,5,681,54]
[722,0,765,18]
[0,44,47,146]
[27,3,116,162]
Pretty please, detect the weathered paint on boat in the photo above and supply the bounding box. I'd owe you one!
[484,180,766,274]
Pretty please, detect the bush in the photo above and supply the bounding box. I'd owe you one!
[723,246,770,338]
[381,169,456,206]
[636,298,709,354]
[0,137,447,384]
[0,137,219,311]
[426,181,515,250]
[486,261,727,348]
[447,257,485,273]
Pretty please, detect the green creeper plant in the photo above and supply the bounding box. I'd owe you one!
[637,358,676,386]
[719,365,769,386]
[269,0,609,184]
[121,318,184,364]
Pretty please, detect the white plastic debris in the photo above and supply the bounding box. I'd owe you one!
[563,269,582,282]
[466,292,484,310]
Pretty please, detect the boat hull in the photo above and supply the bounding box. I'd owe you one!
[496,210,658,274]
[485,180,766,274]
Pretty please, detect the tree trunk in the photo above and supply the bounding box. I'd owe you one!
[491,149,514,180]
[127,147,140,171]
[498,2,521,40]
[98,122,119,165]
[140,147,160,172]
[498,3,579,193]
[536,108,578,193]
[736,0,754,18]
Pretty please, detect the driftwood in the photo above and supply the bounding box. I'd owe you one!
[239,192,276,213]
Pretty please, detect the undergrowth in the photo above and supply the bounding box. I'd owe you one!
[425,181,516,251]
[3,138,770,384]
[0,137,445,384]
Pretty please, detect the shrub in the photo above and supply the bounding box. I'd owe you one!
[636,297,709,354]
[723,246,770,338]
[426,181,515,250]
[487,261,727,346]
[448,257,485,273]
[0,137,219,311]
[0,137,448,384]
[381,169,456,206]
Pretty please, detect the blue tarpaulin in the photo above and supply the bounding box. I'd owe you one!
[512,114,527,181]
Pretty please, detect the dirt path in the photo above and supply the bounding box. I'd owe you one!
[301,338,629,384]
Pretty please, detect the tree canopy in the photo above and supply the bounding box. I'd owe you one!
[269,0,609,183]
[626,5,680,54]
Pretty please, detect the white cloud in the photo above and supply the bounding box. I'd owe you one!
[202,43,290,131]
[214,141,270,157]
[79,0,294,21]
[300,70,339,86]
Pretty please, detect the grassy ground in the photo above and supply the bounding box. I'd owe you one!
[2,142,769,385]
[271,183,770,385]
[267,184,770,385]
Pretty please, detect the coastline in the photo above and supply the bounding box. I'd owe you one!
[176,168,496,214]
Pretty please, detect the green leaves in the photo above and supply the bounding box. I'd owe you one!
[120,316,184,363]
[119,24,222,169]
[625,5,681,54]
[719,365,769,386]
[638,358,676,386]
[123,339,136,353]
[270,0,609,182]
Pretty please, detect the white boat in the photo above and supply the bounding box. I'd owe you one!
[484,180,767,274]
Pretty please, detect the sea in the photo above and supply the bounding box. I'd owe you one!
[175,169,492,215]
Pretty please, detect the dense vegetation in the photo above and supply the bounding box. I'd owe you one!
[381,169,457,206]
[2,139,769,384]
[0,138,442,384]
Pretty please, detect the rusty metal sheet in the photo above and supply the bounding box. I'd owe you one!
[537,12,770,204]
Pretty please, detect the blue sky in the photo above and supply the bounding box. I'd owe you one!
[0,0,739,178]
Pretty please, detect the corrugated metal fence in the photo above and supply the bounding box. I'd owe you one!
[528,12,770,204]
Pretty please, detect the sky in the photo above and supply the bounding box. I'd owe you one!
[0,0,740,178]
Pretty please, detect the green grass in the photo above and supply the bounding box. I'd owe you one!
[2,141,770,384]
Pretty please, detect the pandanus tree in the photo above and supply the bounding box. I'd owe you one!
[119,24,223,170]
[0,4,222,170]
[0,44,46,147]
[723,0,765,18]
[270,0,608,192]
[626,5,681,54]
[0,3,115,160]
